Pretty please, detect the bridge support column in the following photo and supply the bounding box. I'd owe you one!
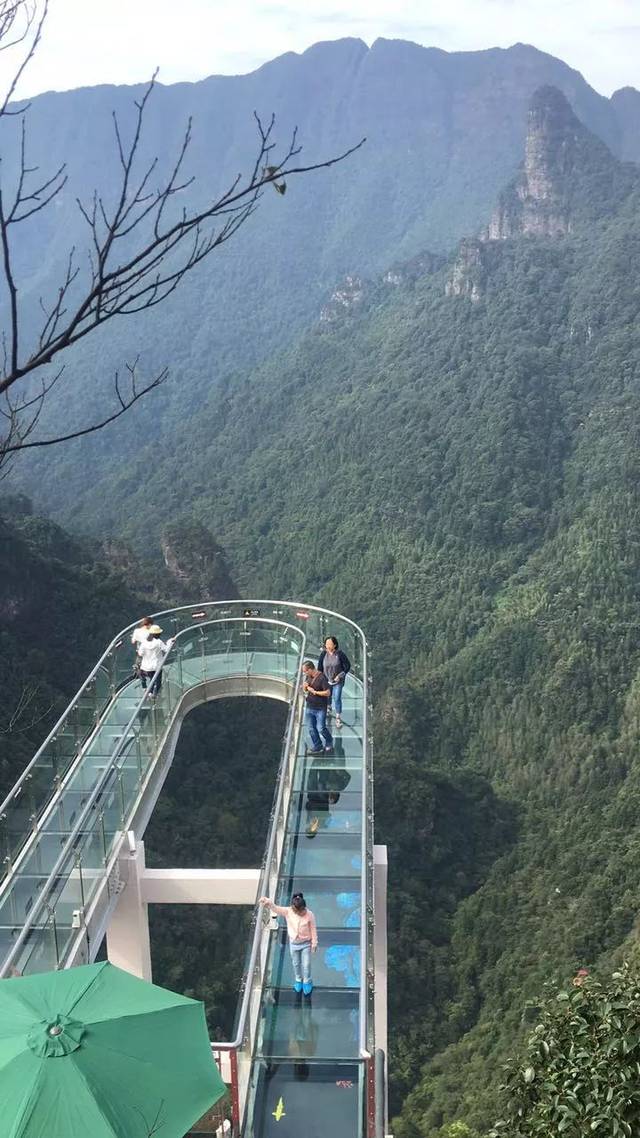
[107,834,152,981]
[105,832,262,982]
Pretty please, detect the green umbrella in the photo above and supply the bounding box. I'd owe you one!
[0,961,227,1138]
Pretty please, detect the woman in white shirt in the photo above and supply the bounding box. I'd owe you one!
[131,617,152,655]
[138,625,174,699]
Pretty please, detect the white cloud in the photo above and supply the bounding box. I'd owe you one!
[1,0,638,98]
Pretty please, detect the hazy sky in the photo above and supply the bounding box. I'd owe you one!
[8,0,640,99]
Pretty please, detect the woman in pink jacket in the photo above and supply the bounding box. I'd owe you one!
[260,891,318,995]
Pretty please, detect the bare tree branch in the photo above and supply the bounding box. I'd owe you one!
[0,0,46,116]
[2,362,167,453]
[0,4,366,464]
[0,682,54,736]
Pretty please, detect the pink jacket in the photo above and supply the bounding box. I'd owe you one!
[271,904,318,948]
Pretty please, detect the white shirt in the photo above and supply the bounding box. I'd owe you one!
[138,636,172,672]
[131,626,151,654]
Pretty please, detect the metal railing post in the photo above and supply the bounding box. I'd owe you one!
[375,1049,386,1138]
[366,1053,377,1138]
[229,1049,240,1136]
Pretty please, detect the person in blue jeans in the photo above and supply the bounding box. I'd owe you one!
[259,892,318,995]
[317,636,351,729]
[301,660,333,754]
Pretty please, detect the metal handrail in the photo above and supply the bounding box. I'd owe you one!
[0,616,305,978]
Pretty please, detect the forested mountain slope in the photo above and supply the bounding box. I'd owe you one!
[25,86,640,1134]
[6,58,640,1135]
[8,37,640,521]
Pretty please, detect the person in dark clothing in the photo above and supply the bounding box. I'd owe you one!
[301,660,333,754]
[317,636,351,728]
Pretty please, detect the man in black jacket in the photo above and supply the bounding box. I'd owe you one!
[302,660,333,754]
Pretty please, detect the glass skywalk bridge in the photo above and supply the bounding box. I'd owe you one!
[0,601,377,1138]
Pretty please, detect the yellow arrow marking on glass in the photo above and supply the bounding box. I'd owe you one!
[272,1097,286,1122]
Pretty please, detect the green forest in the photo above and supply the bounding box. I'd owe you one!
[4,79,640,1136]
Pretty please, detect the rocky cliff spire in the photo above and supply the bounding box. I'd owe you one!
[160,521,238,601]
[486,85,635,240]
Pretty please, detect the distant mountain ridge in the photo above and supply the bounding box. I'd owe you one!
[8,36,640,519]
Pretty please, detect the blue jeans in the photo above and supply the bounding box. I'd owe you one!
[305,706,332,751]
[330,682,344,715]
[290,940,312,983]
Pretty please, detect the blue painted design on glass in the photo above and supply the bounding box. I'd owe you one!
[324,944,361,987]
[336,892,360,928]
[350,855,362,870]
[336,893,360,909]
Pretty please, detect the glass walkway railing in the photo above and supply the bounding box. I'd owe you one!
[0,601,375,1138]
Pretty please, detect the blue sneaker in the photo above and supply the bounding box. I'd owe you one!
[303,981,313,996]
[293,981,303,994]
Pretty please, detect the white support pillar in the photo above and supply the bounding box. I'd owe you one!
[374,844,389,1063]
[107,833,153,981]
[105,833,261,982]
[141,868,260,906]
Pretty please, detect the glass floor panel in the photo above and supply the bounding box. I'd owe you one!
[0,874,47,927]
[266,928,361,990]
[259,989,360,1059]
[298,734,364,756]
[0,924,21,960]
[281,832,362,879]
[293,758,363,795]
[104,697,142,727]
[287,791,362,837]
[37,789,104,834]
[0,923,63,974]
[247,1060,363,1138]
[322,736,365,757]
[275,878,361,929]
[7,830,69,873]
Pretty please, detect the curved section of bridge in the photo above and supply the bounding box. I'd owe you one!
[0,601,378,1138]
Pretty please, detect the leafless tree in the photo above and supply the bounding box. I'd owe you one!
[0,681,53,735]
[0,0,365,466]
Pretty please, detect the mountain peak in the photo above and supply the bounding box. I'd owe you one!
[486,85,635,240]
